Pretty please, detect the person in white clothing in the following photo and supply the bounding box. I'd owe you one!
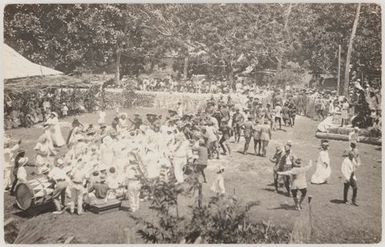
[48,158,69,214]
[341,150,360,206]
[46,112,65,147]
[211,166,225,194]
[274,104,282,129]
[16,157,29,183]
[171,133,192,184]
[311,140,331,184]
[4,138,21,189]
[125,158,142,212]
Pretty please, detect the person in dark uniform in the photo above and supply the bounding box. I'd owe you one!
[129,114,143,130]
[232,108,244,143]
[242,116,254,155]
[253,119,262,156]
[219,119,232,156]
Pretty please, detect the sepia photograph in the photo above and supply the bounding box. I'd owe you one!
[2,2,382,244]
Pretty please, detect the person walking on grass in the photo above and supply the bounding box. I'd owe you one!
[260,120,272,157]
[341,150,360,206]
[278,158,313,211]
[253,119,262,156]
[242,116,254,155]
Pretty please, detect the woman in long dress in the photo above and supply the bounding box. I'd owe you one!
[311,140,331,184]
[46,112,65,147]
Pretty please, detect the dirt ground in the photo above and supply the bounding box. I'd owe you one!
[3,108,382,244]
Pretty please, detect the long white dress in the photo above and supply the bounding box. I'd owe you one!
[47,117,65,147]
[311,150,331,184]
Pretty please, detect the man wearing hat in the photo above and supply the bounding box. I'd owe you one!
[270,145,284,192]
[260,119,272,157]
[128,113,143,131]
[242,116,254,155]
[278,159,313,211]
[232,108,244,143]
[277,141,296,195]
[219,119,232,156]
[341,150,360,206]
[48,158,69,214]
[69,160,88,215]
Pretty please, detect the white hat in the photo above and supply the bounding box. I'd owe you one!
[56,158,65,166]
[18,157,29,166]
[103,136,113,145]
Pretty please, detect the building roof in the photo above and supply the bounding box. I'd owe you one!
[3,43,63,80]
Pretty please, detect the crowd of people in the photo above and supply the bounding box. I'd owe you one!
[4,76,377,214]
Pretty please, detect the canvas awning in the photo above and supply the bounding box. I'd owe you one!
[3,43,63,80]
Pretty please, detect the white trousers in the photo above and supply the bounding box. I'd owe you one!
[127,181,141,212]
[173,158,186,183]
[4,167,12,188]
[70,183,84,214]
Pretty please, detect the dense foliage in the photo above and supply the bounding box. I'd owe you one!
[4,4,381,82]
[132,174,290,244]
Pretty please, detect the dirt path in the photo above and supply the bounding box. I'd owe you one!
[4,112,381,243]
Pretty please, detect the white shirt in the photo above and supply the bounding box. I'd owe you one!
[341,157,358,182]
[48,167,67,181]
[17,166,28,182]
[274,106,282,118]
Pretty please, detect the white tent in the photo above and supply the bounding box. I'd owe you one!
[3,43,63,80]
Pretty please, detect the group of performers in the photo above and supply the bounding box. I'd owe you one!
[4,88,363,214]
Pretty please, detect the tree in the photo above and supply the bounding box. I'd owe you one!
[343,3,361,96]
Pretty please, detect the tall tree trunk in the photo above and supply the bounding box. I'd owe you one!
[279,3,292,71]
[183,56,189,79]
[276,4,292,83]
[343,3,361,97]
[115,47,121,86]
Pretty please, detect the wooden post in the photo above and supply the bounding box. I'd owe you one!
[337,45,341,95]
[343,3,361,97]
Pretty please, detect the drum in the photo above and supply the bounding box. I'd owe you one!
[15,177,55,210]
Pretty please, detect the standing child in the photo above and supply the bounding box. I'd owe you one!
[211,166,225,195]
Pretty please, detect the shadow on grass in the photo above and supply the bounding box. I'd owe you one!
[262,187,291,197]
[329,199,346,204]
[236,150,256,156]
[13,201,57,218]
[268,203,296,211]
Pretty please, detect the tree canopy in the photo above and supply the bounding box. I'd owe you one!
[4,3,381,81]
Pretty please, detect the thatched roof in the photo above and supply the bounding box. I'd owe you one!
[4,75,91,92]
[3,43,63,80]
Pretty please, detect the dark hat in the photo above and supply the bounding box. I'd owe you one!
[293,158,302,167]
[321,139,329,146]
